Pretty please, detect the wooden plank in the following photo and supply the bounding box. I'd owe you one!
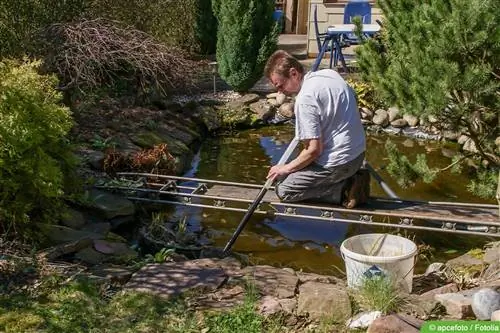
[205,185,499,225]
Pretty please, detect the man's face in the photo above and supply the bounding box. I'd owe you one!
[269,68,301,95]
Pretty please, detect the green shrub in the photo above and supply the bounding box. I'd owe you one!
[0,59,75,236]
[195,0,218,54]
[215,0,279,92]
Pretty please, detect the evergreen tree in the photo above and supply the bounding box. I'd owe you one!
[215,0,279,92]
[195,0,218,54]
[356,0,500,199]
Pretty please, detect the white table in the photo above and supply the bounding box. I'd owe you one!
[326,24,381,35]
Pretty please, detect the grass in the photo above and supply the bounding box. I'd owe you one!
[352,275,405,315]
[0,272,290,333]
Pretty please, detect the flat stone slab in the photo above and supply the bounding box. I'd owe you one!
[126,259,227,298]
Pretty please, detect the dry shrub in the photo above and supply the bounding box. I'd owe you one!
[104,144,176,174]
[41,19,203,97]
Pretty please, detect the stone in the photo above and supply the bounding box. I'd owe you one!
[424,262,445,276]
[258,296,282,316]
[420,283,459,299]
[360,107,373,120]
[391,119,408,128]
[442,130,460,141]
[87,150,105,170]
[266,92,279,99]
[75,246,109,265]
[267,98,278,106]
[457,134,470,145]
[372,110,389,127]
[484,241,500,264]
[361,119,373,125]
[297,281,351,321]
[402,139,415,147]
[403,114,419,127]
[38,239,93,261]
[38,224,103,244]
[126,259,228,298]
[60,208,86,229]
[434,293,473,319]
[275,92,286,106]
[483,261,500,281]
[279,298,297,314]
[491,309,500,321]
[81,222,111,235]
[472,288,500,320]
[387,106,401,122]
[241,265,298,299]
[446,253,483,269]
[88,189,135,219]
[225,93,260,110]
[249,100,275,123]
[278,102,294,119]
[346,311,382,329]
[462,138,478,153]
[428,115,439,123]
[367,314,422,333]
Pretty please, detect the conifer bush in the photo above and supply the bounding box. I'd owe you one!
[0,60,75,235]
[356,0,500,198]
[215,0,279,92]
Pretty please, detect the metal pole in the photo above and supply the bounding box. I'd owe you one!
[222,137,299,255]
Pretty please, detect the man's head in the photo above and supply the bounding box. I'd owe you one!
[264,50,304,95]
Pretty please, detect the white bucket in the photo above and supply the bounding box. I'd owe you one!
[340,233,418,293]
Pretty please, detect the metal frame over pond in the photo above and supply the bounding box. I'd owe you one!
[98,172,500,238]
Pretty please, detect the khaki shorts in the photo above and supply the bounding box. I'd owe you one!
[275,152,365,204]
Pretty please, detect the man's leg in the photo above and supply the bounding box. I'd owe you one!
[275,153,365,203]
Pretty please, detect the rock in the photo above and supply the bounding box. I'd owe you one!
[428,115,439,123]
[297,281,351,321]
[275,92,286,106]
[278,102,294,119]
[87,150,105,170]
[446,252,483,269]
[196,105,221,132]
[472,288,500,320]
[60,208,86,229]
[249,100,275,123]
[462,138,478,153]
[226,93,260,110]
[346,311,382,329]
[457,134,470,145]
[434,293,473,319]
[75,246,109,265]
[126,259,228,298]
[387,106,401,122]
[402,139,415,147]
[441,148,458,159]
[492,309,500,321]
[38,224,103,244]
[267,98,278,106]
[391,119,408,128]
[373,109,389,126]
[241,265,298,299]
[279,298,297,314]
[403,114,419,127]
[38,239,93,261]
[258,295,282,316]
[420,283,459,299]
[360,107,373,120]
[483,261,500,281]
[81,222,111,235]
[88,189,135,219]
[361,119,373,125]
[266,92,279,99]
[496,136,500,149]
[367,314,423,333]
[484,241,500,264]
[442,130,460,141]
[424,262,445,276]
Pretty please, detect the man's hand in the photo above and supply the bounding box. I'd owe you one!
[266,164,291,181]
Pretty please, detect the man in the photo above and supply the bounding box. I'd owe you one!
[264,50,369,208]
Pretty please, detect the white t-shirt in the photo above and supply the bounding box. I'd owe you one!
[294,69,366,168]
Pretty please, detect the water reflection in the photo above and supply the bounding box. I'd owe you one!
[172,126,492,275]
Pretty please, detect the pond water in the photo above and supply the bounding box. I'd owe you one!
[169,125,494,275]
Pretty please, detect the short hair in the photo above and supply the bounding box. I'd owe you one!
[264,50,304,79]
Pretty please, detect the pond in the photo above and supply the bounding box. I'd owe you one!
[168,125,494,275]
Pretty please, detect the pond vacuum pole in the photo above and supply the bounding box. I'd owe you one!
[222,137,299,255]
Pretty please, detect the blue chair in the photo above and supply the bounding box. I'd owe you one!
[342,0,372,45]
[312,5,347,72]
